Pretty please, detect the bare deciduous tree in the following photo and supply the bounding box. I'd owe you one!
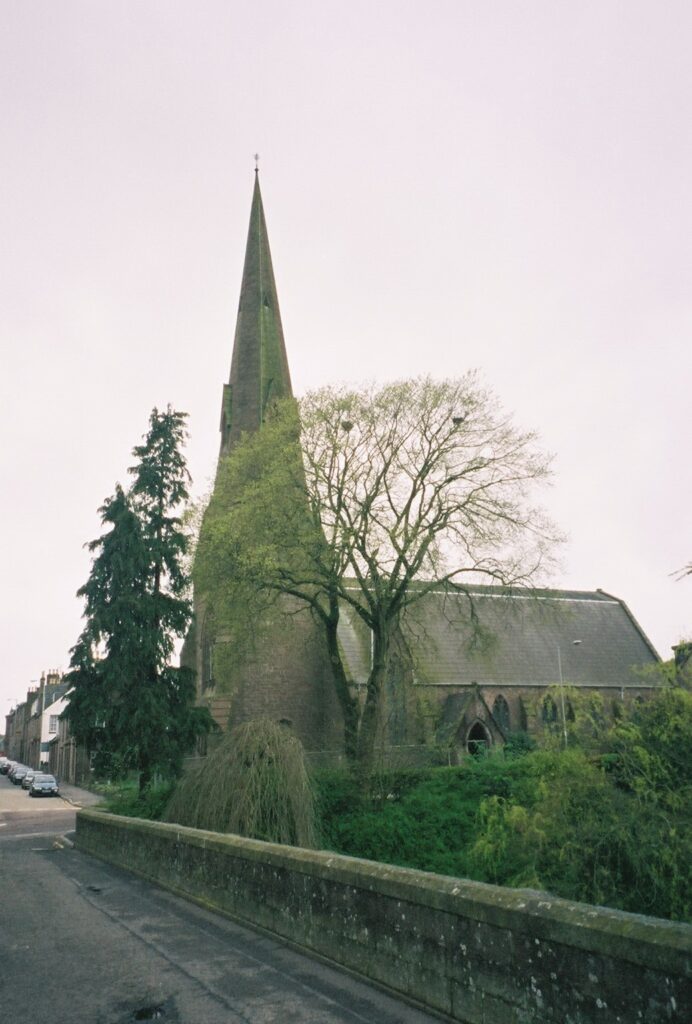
[196,374,561,771]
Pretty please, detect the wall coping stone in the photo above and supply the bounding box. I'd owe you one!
[78,808,691,978]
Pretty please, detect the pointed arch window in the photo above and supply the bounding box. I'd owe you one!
[493,695,510,732]
[542,695,558,724]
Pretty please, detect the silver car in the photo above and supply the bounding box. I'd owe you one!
[22,770,40,790]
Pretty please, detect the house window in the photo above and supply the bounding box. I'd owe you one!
[49,716,59,734]
[492,695,510,732]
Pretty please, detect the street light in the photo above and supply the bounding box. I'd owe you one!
[557,640,583,749]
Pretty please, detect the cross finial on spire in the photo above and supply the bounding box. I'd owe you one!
[254,153,260,174]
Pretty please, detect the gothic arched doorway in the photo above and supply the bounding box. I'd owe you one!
[466,720,491,756]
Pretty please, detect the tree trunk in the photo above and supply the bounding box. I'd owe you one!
[325,615,359,762]
[355,625,390,777]
[138,762,151,793]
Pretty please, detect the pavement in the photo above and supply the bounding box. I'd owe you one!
[56,779,105,807]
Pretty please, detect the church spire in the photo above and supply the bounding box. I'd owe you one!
[220,171,293,454]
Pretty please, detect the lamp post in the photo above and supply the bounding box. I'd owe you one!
[557,640,583,749]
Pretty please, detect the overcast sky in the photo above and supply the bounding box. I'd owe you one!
[1,1,690,713]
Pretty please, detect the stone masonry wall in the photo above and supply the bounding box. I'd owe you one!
[189,594,345,750]
[75,810,691,1024]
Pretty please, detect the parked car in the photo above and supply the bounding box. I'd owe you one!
[22,771,40,790]
[29,774,60,798]
[0,759,15,775]
[11,766,30,785]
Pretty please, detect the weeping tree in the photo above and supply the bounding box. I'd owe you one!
[64,407,214,790]
[196,375,560,774]
[165,719,316,847]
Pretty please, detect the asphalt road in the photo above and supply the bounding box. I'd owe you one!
[0,775,441,1024]
[0,771,77,838]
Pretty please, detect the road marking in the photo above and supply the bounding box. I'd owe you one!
[0,830,72,842]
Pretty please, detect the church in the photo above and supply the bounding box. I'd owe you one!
[184,173,662,762]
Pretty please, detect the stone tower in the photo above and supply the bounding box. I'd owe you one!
[185,173,343,750]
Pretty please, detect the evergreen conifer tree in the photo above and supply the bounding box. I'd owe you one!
[65,407,213,790]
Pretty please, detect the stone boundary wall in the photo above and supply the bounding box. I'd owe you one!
[76,809,691,1024]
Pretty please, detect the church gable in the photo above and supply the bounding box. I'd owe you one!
[435,684,506,756]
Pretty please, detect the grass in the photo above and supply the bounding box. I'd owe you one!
[96,776,177,820]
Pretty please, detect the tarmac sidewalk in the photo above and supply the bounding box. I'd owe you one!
[58,781,104,808]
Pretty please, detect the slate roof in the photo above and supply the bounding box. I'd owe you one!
[27,680,70,717]
[43,680,70,710]
[220,172,293,455]
[338,586,660,689]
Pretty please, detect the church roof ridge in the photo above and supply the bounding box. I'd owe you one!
[341,579,620,602]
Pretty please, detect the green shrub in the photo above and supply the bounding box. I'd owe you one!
[315,746,691,921]
[503,730,536,757]
[469,749,691,920]
[165,718,317,847]
[101,778,176,821]
[101,686,691,921]
[314,757,537,876]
